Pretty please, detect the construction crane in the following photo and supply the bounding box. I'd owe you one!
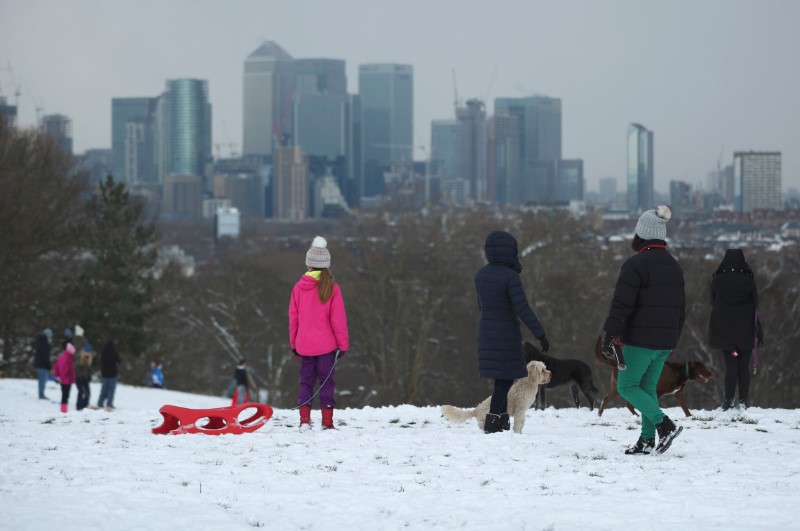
[451,69,460,114]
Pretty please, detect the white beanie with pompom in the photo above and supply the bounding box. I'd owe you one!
[305,236,331,268]
[635,205,672,240]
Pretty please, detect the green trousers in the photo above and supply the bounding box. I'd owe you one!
[617,345,670,440]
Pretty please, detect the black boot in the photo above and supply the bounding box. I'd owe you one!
[720,400,734,411]
[624,437,655,455]
[484,413,503,434]
[655,416,683,454]
[499,412,510,431]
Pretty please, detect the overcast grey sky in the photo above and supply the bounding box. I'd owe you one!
[2,0,798,193]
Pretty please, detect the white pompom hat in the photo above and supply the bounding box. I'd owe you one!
[635,205,672,240]
[305,236,331,268]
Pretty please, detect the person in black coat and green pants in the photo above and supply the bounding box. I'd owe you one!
[708,249,760,410]
[602,206,686,455]
[475,230,549,434]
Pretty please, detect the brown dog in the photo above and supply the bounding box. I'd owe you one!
[594,336,713,417]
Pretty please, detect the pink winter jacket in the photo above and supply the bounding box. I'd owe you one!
[52,345,76,385]
[289,274,349,356]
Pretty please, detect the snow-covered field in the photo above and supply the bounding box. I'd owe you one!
[2,378,799,530]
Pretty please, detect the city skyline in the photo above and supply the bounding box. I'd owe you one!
[1,0,798,193]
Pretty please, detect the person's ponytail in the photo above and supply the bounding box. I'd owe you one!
[318,269,334,303]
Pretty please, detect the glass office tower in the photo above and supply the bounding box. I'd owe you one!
[627,123,654,213]
[157,79,212,185]
[359,64,413,197]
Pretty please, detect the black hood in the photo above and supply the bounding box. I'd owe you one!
[714,248,753,277]
[484,230,522,273]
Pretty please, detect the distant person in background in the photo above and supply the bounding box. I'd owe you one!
[33,328,53,400]
[52,342,76,413]
[61,326,74,349]
[97,340,121,412]
[150,361,165,389]
[708,248,761,411]
[75,343,93,410]
[233,359,249,404]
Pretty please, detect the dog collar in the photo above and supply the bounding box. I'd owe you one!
[685,362,690,379]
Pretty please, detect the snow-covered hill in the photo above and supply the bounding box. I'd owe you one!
[2,378,799,530]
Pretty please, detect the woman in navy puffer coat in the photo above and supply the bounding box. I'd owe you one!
[475,230,549,433]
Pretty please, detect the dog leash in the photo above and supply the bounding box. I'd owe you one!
[291,350,341,410]
[753,312,759,375]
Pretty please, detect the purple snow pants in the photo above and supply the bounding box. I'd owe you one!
[297,350,337,409]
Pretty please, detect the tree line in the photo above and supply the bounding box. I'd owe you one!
[3,119,798,410]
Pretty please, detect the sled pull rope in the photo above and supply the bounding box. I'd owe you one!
[292,350,341,410]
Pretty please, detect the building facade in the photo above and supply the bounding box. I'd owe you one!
[242,41,294,158]
[359,64,413,197]
[40,113,73,155]
[273,146,308,221]
[156,79,212,188]
[455,99,487,201]
[111,97,157,181]
[734,151,782,212]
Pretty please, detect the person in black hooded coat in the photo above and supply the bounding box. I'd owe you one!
[474,230,549,433]
[708,248,760,410]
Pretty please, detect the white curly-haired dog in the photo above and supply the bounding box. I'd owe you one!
[441,361,552,434]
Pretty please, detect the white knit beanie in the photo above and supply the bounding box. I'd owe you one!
[305,236,331,268]
[635,205,672,240]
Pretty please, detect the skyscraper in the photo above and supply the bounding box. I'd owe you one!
[156,79,212,187]
[359,64,413,197]
[493,96,562,203]
[430,119,457,180]
[0,96,17,128]
[111,97,157,180]
[292,58,348,159]
[627,123,654,213]
[733,151,782,212]
[40,113,73,155]
[242,42,294,158]
[273,146,308,221]
[455,99,487,201]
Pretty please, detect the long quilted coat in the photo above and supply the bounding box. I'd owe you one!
[474,231,546,380]
[708,249,759,352]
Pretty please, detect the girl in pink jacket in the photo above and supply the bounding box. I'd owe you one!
[52,342,76,413]
[289,236,349,430]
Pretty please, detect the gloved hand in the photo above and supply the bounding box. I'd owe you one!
[292,348,300,361]
[336,350,346,359]
[601,334,626,370]
[538,336,550,354]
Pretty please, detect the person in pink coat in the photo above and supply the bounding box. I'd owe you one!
[52,343,76,413]
[289,236,349,431]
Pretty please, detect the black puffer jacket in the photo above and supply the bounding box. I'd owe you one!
[708,249,758,351]
[604,240,686,350]
[99,340,121,378]
[475,231,546,380]
[33,334,52,370]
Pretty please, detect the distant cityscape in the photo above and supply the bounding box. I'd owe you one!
[1,40,796,235]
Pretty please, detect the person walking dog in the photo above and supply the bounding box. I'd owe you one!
[474,230,550,434]
[601,206,686,455]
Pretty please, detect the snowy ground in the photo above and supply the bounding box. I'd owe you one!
[1,378,799,531]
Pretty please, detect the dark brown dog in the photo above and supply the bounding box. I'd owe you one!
[594,336,713,417]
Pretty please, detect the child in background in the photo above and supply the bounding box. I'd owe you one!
[289,236,349,431]
[75,343,93,410]
[151,361,165,388]
[52,343,76,413]
[233,360,249,404]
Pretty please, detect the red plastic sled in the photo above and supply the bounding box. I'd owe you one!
[152,402,273,435]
